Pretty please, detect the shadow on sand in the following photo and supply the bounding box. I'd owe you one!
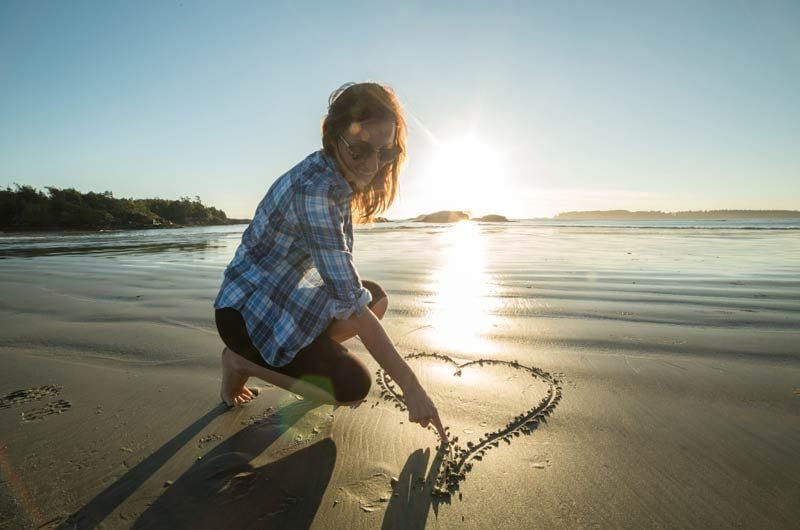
[382,443,449,530]
[60,400,333,530]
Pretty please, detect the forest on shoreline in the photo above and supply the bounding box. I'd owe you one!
[0,185,248,230]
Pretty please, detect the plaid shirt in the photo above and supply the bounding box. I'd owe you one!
[214,150,372,366]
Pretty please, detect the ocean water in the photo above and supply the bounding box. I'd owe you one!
[1,220,798,363]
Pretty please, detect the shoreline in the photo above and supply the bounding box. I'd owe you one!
[0,221,250,234]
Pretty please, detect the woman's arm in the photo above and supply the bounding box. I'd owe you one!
[294,182,372,319]
[292,174,446,442]
[349,307,448,445]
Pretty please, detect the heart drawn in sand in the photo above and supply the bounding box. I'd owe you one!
[376,352,562,499]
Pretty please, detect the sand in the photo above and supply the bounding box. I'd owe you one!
[3,338,798,529]
[1,223,799,528]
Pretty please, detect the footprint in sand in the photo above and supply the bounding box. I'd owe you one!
[21,399,72,422]
[0,384,62,409]
[338,472,395,512]
[197,433,224,449]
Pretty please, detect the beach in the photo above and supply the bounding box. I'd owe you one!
[1,221,798,529]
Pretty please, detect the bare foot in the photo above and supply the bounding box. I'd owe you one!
[220,348,260,407]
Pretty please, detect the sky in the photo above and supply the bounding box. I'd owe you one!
[1,0,798,219]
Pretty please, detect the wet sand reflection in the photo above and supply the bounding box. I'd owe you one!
[426,222,500,355]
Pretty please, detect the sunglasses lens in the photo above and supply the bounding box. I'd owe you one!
[344,137,399,163]
[378,147,399,163]
[350,144,373,160]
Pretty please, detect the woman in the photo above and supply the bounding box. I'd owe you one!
[214,82,447,443]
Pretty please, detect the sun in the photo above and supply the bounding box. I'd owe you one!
[424,132,506,215]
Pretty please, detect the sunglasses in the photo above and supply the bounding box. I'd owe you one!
[339,135,401,164]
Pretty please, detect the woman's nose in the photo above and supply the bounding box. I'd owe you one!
[360,152,379,171]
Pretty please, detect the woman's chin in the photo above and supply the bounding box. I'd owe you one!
[353,176,375,190]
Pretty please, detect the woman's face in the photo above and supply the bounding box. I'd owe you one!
[335,118,396,191]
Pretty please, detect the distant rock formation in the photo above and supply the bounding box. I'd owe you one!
[414,210,471,223]
[410,211,512,223]
[555,209,800,220]
[473,214,510,222]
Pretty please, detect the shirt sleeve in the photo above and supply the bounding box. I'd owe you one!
[294,184,372,320]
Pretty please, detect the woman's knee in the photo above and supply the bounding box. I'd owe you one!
[362,280,388,319]
[363,280,387,306]
[332,357,372,403]
[370,296,388,320]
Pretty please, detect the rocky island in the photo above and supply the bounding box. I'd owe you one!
[473,214,510,222]
[412,211,511,223]
[413,210,470,223]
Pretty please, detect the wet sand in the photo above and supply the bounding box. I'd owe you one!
[1,223,799,528]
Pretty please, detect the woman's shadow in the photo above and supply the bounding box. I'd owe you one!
[381,442,450,530]
[60,399,334,530]
[132,399,335,529]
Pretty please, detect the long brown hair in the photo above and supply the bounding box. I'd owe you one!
[322,82,407,223]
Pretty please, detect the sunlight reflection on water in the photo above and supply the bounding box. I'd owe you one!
[426,222,501,355]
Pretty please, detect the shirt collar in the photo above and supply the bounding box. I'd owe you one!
[319,150,354,198]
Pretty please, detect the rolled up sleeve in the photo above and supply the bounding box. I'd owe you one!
[295,185,372,320]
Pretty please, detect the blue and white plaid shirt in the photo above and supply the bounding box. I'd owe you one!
[214,150,372,366]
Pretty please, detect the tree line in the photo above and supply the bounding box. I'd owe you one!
[0,185,244,229]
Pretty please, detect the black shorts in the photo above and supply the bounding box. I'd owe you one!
[215,280,387,403]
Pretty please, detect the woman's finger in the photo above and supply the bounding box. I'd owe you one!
[431,410,448,444]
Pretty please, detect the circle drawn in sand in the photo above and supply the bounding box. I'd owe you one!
[377,352,562,499]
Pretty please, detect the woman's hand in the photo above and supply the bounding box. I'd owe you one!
[347,307,449,445]
[403,382,448,445]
